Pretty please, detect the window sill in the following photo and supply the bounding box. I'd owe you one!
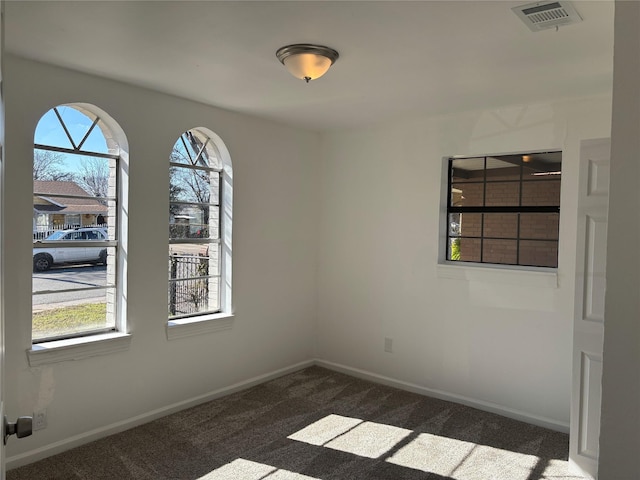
[27,332,132,367]
[437,262,558,288]
[167,313,234,340]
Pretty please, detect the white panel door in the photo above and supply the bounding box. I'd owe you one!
[570,138,611,479]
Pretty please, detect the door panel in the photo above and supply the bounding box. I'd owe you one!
[570,138,611,479]
[0,0,6,475]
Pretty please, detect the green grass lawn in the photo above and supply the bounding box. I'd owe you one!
[33,303,107,339]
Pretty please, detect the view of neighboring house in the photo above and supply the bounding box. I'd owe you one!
[33,180,107,236]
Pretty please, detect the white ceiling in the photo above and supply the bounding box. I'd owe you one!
[5,0,614,131]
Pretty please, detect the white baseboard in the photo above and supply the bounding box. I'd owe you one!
[7,357,569,470]
[6,359,314,470]
[314,359,570,434]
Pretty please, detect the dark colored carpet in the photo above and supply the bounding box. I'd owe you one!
[7,366,584,479]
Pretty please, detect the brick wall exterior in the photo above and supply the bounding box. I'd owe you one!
[450,169,560,267]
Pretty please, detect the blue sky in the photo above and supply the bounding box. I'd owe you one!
[34,106,109,174]
[34,106,196,175]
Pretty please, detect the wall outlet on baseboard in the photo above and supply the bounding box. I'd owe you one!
[384,337,393,353]
[33,410,47,431]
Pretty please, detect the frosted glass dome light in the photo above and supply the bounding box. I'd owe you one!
[276,44,339,83]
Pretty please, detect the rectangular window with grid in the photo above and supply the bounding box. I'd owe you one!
[446,152,561,268]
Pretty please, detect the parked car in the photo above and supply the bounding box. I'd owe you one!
[33,227,108,272]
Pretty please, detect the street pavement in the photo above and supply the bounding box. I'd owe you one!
[32,264,107,312]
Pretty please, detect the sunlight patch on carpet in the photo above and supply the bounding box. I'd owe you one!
[197,458,321,480]
[387,432,539,480]
[287,414,363,446]
[542,459,586,479]
[324,421,413,459]
[287,414,576,479]
[288,413,412,459]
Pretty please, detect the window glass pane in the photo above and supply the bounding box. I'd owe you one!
[168,243,220,317]
[484,182,519,206]
[168,277,220,317]
[485,167,520,181]
[450,157,485,183]
[483,213,518,239]
[520,213,559,240]
[170,205,219,240]
[33,152,111,193]
[458,213,482,238]
[34,107,109,154]
[81,118,111,155]
[170,166,217,204]
[483,239,517,265]
[519,240,558,268]
[521,180,561,206]
[451,183,483,207]
[170,138,192,166]
[448,237,461,260]
[448,213,461,236]
[525,171,562,181]
[34,108,74,150]
[170,132,220,170]
[457,238,481,262]
[32,257,114,342]
[32,290,113,342]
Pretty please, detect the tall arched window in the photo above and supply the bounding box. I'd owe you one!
[32,104,127,342]
[169,128,232,321]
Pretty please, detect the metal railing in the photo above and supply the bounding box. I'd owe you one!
[168,254,213,317]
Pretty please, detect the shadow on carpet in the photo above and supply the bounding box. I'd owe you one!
[7,366,585,479]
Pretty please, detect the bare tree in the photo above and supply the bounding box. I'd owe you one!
[33,150,74,181]
[76,157,109,198]
[170,140,213,223]
[171,133,212,204]
[169,166,185,216]
[172,167,210,204]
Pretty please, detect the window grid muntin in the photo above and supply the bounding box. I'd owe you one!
[447,153,561,267]
[169,131,222,319]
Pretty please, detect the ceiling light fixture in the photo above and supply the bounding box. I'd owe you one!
[276,44,339,83]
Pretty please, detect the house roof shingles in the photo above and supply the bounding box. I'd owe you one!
[33,180,107,215]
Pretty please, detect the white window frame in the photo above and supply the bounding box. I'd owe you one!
[28,104,130,364]
[440,151,562,269]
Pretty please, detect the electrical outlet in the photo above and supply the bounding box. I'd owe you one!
[384,337,393,353]
[33,410,47,431]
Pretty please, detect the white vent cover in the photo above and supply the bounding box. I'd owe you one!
[512,1,582,31]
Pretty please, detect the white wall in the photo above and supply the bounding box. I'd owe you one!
[599,1,640,478]
[317,95,612,428]
[2,56,319,462]
[0,53,619,469]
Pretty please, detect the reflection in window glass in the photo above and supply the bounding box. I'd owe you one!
[446,152,561,267]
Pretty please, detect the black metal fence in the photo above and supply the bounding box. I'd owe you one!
[168,254,210,316]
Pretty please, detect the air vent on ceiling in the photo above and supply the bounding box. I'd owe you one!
[512,1,582,32]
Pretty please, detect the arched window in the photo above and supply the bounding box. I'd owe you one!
[32,104,127,342]
[169,128,232,321]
